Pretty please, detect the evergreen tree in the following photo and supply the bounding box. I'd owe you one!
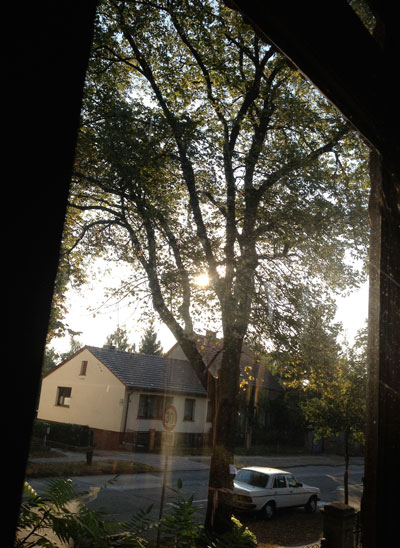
[60,335,82,362]
[138,322,163,355]
[42,347,61,375]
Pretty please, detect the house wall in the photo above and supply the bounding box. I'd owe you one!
[164,344,186,361]
[37,348,126,433]
[125,391,211,434]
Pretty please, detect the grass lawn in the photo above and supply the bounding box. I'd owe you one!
[25,459,159,478]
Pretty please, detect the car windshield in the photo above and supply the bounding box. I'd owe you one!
[235,469,269,488]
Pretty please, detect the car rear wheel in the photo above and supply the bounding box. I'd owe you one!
[262,501,275,520]
[305,496,318,513]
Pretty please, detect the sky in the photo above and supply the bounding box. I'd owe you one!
[51,261,177,355]
[50,260,369,356]
[334,282,368,341]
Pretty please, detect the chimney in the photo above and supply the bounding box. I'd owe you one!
[103,343,116,351]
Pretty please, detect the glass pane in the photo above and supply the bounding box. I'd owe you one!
[23,2,371,547]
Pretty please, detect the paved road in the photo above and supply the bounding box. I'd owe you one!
[29,451,364,525]
[284,464,364,509]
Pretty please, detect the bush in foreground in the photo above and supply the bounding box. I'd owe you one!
[15,478,257,547]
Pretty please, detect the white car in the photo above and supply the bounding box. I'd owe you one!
[231,466,320,519]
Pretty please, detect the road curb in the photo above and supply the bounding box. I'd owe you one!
[30,449,364,473]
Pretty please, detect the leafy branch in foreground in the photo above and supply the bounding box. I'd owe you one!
[16,478,256,547]
[16,479,116,547]
[16,477,158,547]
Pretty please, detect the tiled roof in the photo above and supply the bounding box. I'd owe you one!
[181,335,283,393]
[86,346,207,397]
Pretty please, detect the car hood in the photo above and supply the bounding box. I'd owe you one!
[301,484,320,494]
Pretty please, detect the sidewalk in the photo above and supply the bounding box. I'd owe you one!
[233,453,364,469]
[31,448,364,472]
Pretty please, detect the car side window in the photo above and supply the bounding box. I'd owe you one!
[273,475,287,488]
[286,475,298,488]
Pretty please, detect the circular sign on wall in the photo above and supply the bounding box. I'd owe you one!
[162,405,178,431]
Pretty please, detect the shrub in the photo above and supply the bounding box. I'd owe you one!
[16,478,257,547]
[205,517,257,548]
[31,420,51,439]
[33,419,91,448]
[16,478,155,547]
[16,478,114,547]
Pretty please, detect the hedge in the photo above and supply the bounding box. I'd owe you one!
[33,419,92,448]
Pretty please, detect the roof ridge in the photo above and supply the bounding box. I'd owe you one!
[87,345,207,396]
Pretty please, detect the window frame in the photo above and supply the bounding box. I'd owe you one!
[236,469,269,488]
[286,474,299,488]
[56,386,72,407]
[137,394,174,419]
[79,360,88,376]
[183,398,196,421]
[206,399,213,422]
[273,474,288,489]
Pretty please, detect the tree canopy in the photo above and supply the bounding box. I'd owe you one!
[64,0,370,531]
[105,326,135,351]
[70,1,368,347]
[300,326,367,503]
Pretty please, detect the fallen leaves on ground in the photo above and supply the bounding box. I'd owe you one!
[242,507,323,547]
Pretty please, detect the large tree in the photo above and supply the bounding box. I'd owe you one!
[279,315,367,505]
[46,208,89,343]
[300,330,367,505]
[67,0,369,530]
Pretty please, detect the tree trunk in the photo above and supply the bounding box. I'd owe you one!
[205,336,242,532]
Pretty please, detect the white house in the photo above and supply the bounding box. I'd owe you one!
[166,333,284,446]
[37,345,211,450]
[166,332,283,399]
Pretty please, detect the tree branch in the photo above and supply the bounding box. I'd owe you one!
[167,6,228,130]
[116,9,222,295]
[154,210,194,334]
[255,125,351,198]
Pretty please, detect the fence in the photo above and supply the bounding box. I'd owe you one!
[353,511,361,547]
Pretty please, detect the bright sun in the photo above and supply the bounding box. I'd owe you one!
[194,273,209,287]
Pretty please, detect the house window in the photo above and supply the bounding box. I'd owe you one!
[206,400,213,422]
[138,395,173,419]
[56,387,71,407]
[184,398,195,421]
[79,361,88,376]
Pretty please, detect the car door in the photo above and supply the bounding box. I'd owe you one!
[271,474,291,508]
[285,474,307,506]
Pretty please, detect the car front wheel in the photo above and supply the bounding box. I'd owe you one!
[305,496,318,513]
[262,501,275,520]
